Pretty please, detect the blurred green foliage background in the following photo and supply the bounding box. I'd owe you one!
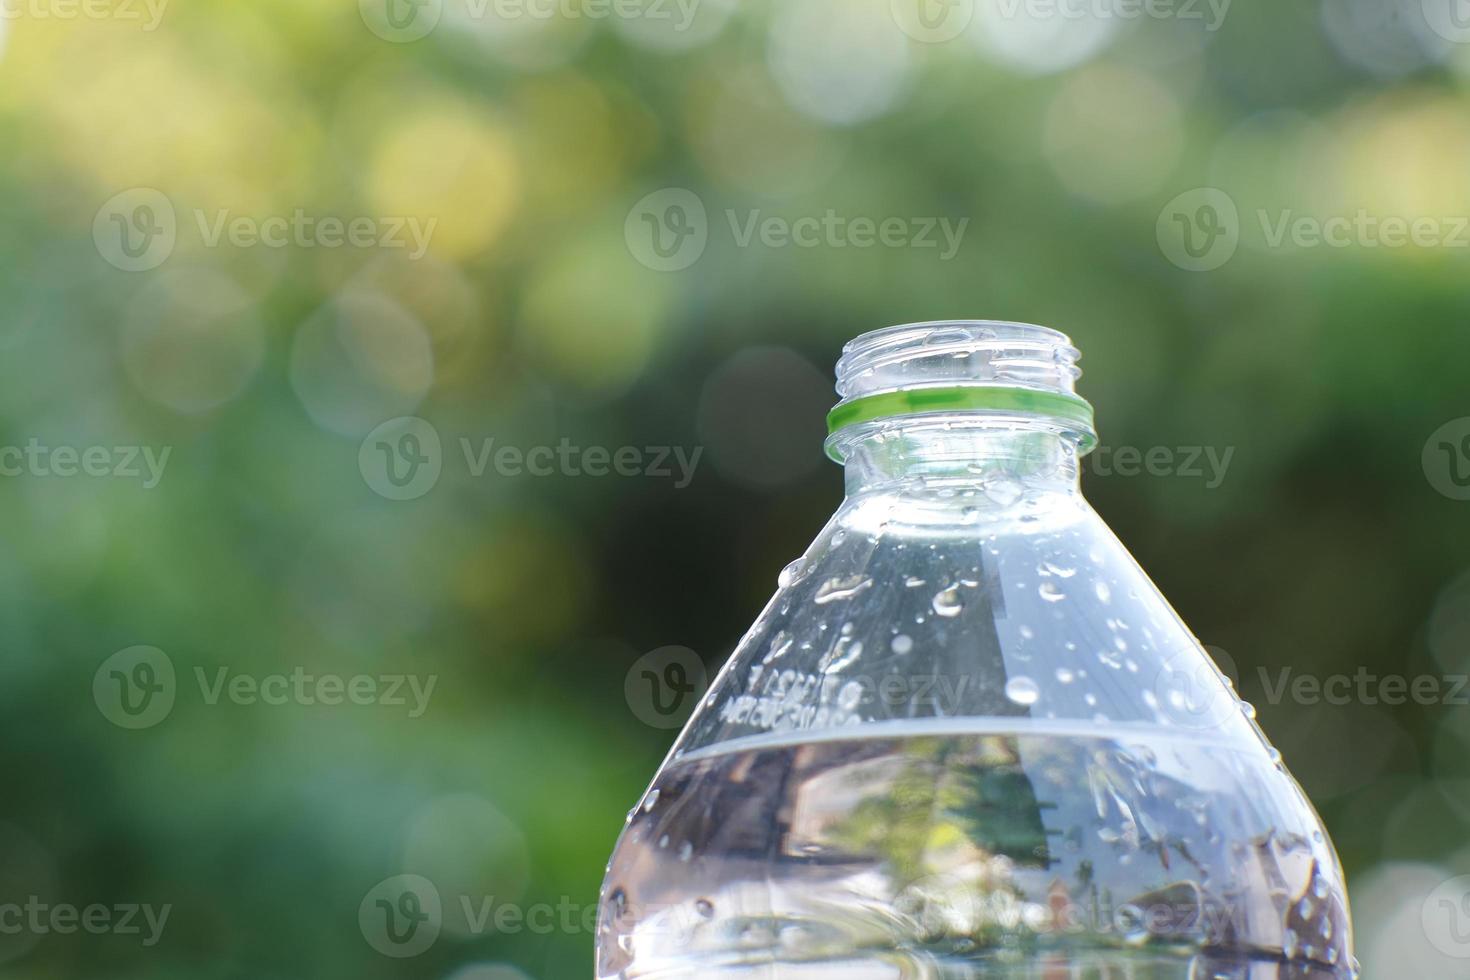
[1,0,1469,976]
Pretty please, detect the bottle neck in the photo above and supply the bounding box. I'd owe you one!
[836,416,1083,500]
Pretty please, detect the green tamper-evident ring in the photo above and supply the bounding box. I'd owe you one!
[825,385,1098,460]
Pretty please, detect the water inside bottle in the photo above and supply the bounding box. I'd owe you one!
[599,721,1352,979]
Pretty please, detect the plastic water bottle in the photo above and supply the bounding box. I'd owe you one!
[598,322,1356,978]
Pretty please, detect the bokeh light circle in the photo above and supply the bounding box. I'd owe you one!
[610,0,739,50]
[1320,0,1443,77]
[1043,65,1184,205]
[403,793,531,937]
[367,105,520,260]
[441,0,594,69]
[970,0,1119,74]
[685,64,847,197]
[518,233,672,395]
[445,965,534,980]
[291,291,435,437]
[121,268,265,413]
[767,0,912,125]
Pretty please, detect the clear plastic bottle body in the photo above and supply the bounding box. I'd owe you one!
[598,324,1355,979]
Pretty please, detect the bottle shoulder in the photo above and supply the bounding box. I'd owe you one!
[677,495,1269,762]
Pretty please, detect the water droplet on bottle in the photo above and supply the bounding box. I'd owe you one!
[891,634,913,655]
[1056,668,1075,684]
[1005,676,1040,706]
[904,576,925,588]
[695,898,715,919]
[1095,581,1112,603]
[1040,561,1077,578]
[1039,582,1065,602]
[679,841,694,862]
[777,559,805,588]
[815,575,872,604]
[642,789,660,812]
[933,587,964,617]
[763,631,794,665]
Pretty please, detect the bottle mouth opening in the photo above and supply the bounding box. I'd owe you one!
[826,321,1097,462]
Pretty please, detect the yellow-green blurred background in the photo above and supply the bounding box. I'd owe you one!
[2,0,1470,975]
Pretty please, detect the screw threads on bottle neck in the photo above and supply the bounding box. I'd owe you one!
[825,321,1097,469]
